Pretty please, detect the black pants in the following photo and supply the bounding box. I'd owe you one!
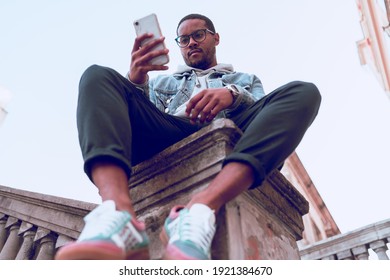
[77,65,321,188]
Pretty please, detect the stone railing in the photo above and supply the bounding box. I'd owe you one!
[0,186,96,260]
[0,119,309,260]
[299,218,390,260]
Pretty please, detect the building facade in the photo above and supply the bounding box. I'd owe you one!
[281,153,340,246]
[356,0,390,96]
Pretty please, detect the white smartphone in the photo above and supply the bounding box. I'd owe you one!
[133,13,169,66]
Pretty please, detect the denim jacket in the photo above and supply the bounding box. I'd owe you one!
[137,64,265,119]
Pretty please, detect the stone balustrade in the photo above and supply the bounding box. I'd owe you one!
[0,186,96,260]
[0,119,310,259]
[299,218,390,260]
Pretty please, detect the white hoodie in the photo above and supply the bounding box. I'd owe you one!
[174,64,234,117]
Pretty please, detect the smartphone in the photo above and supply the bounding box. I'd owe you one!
[133,13,169,66]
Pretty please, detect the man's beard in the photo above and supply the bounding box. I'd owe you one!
[185,48,215,70]
[189,59,211,70]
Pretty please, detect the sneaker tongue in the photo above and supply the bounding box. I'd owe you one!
[189,204,215,224]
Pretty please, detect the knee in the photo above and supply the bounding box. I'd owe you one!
[79,65,112,89]
[78,65,126,103]
[290,81,322,109]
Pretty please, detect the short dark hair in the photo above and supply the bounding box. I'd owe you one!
[176,14,216,35]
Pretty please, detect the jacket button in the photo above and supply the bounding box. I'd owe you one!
[165,108,170,113]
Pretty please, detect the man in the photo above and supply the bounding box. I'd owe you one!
[55,14,321,260]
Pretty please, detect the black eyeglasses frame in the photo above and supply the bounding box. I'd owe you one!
[175,29,215,48]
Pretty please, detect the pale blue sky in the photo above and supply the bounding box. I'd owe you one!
[1,0,390,233]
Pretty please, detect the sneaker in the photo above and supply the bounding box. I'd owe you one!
[160,203,216,260]
[55,200,149,260]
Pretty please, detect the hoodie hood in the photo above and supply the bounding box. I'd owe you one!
[174,63,234,75]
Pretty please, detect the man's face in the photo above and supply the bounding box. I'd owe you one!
[177,19,219,70]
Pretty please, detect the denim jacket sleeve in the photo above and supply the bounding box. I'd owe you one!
[223,73,265,118]
[126,72,150,97]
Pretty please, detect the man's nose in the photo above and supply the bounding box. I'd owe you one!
[188,36,198,47]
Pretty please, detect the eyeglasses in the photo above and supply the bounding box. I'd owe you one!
[175,29,215,48]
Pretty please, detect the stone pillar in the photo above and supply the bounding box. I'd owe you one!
[0,214,7,252]
[352,245,369,260]
[321,255,336,260]
[0,217,22,260]
[337,249,354,260]
[35,227,56,260]
[211,172,308,260]
[15,222,36,260]
[370,240,389,260]
[55,234,75,256]
[128,119,309,260]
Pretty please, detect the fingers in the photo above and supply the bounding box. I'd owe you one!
[185,90,223,124]
[129,34,169,84]
[189,103,220,124]
[200,105,219,123]
[185,93,202,117]
[186,88,234,124]
[133,34,168,62]
[186,93,203,124]
[132,33,151,53]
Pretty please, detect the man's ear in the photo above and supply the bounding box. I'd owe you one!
[214,33,220,46]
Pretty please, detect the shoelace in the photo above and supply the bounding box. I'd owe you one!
[178,211,214,253]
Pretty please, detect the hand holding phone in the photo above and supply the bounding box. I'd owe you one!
[133,14,169,66]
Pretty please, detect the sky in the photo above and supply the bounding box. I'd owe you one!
[1,0,390,234]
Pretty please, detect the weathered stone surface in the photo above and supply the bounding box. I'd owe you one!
[129,119,309,259]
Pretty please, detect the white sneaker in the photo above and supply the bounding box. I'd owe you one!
[55,200,149,260]
[160,203,216,260]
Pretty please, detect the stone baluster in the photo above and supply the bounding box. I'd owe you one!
[35,227,57,260]
[321,255,336,260]
[336,249,353,260]
[55,234,75,254]
[0,217,22,260]
[0,214,7,252]
[352,245,370,260]
[369,240,389,260]
[15,222,36,260]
